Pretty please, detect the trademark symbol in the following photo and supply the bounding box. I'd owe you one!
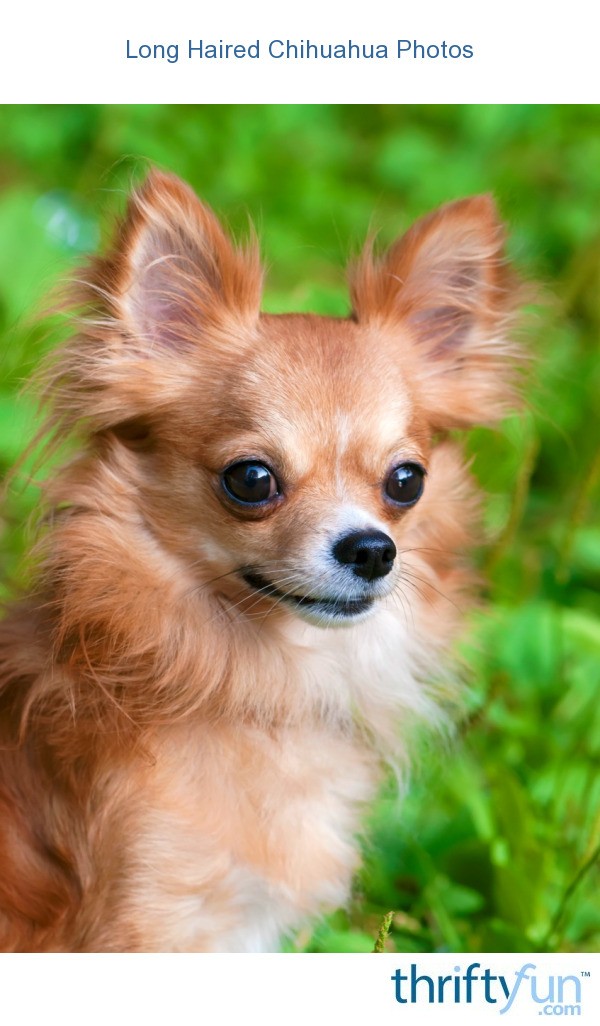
[581,970,591,976]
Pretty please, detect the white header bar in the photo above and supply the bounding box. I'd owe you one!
[1,0,597,103]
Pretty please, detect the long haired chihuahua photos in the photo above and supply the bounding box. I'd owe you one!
[0,171,522,952]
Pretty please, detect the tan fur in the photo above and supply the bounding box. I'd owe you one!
[0,172,521,951]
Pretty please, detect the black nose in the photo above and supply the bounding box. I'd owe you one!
[332,530,397,581]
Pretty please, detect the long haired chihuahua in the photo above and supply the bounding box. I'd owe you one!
[0,172,520,951]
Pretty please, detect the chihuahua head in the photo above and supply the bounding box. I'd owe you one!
[45,172,520,630]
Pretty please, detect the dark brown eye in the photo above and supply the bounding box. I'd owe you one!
[222,461,279,505]
[385,463,425,506]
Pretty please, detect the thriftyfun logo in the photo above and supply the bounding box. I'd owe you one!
[391,963,584,1015]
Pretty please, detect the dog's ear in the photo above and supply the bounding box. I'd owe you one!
[350,196,522,428]
[99,170,263,349]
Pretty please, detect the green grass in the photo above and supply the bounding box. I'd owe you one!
[1,104,599,953]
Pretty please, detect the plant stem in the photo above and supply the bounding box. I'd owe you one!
[373,911,394,953]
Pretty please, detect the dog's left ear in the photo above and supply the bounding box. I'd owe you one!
[350,196,522,428]
[101,170,263,350]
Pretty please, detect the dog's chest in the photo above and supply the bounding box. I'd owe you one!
[125,720,376,951]
[105,613,421,951]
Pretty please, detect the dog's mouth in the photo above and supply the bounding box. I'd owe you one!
[240,571,375,619]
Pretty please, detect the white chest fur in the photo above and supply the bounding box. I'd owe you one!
[113,606,435,951]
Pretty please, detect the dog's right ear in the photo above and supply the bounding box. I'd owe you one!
[98,170,263,350]
[350,196,522,428]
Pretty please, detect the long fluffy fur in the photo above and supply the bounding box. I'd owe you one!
[0,173,522,951]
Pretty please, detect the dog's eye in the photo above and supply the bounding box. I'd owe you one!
[384,463,425,506]
[222,461,279,505]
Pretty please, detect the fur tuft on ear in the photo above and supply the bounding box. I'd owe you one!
[31,173,263,450]
[98,170,263,349]
[350,196,523,429]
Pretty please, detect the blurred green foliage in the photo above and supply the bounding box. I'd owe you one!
[0,104,599,953]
